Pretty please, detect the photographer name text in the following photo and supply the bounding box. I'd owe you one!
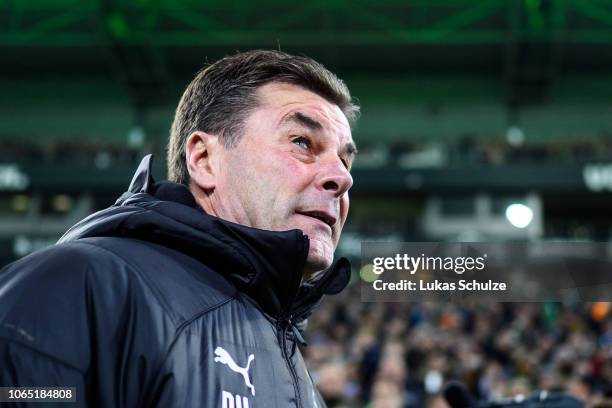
[373,279,507,291]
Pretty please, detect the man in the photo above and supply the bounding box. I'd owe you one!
[0,50,358,407]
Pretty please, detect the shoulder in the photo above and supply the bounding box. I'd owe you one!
[0,237,238,370]
[1,237,238,325]
[0,240,113,300]
[79,236,238,323]
[0,241,125,371]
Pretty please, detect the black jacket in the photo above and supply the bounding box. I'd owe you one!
[0,155,351,407]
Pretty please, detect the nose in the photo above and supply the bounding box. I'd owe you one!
[317,158,353,197]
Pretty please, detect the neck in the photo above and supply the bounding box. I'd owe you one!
[189,183,221,218]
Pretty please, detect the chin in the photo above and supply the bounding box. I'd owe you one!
[306,255,332,272]
[304,240,334,279]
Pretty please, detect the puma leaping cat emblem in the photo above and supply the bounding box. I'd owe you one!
[214,346,255,396]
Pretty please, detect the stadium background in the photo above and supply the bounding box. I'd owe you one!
[1,1,611,407]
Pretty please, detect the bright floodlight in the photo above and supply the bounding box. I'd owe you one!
[506,125,525,147]
[505,203,533,229]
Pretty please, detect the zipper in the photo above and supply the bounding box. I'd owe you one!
[288,317,308,346]
[277,318,303,408]
[274,234,316,407]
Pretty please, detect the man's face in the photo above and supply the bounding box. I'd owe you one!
[211,82,356,278]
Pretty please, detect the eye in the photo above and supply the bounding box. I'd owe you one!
[292,136,311,150]
[341,158,349,170]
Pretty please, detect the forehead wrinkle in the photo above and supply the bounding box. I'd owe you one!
[259,82,348,133]
[278,108,350,142]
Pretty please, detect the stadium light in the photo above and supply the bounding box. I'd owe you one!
[506,125,525,147]
[505,203,533,229]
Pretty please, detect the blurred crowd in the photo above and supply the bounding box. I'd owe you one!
[355,135,612,169]
[0,140,150,167]
[303,284,612,408]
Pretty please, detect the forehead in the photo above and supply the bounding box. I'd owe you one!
[255,82,353,143]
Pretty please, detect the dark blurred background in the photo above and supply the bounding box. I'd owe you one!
[1,1,611,407]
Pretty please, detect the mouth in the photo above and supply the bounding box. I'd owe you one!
[297,210,337,229]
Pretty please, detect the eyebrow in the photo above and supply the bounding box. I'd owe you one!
[344,141,358,157]
[342,142,358,168]
[281,111,324,131]
[282,110,358,162]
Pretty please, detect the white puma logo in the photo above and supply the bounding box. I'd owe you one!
[214,346,255,396]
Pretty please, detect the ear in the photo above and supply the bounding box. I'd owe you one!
[185,131,220,190]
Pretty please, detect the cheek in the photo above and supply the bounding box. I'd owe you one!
[248,153,306,208]
[227,147,313,222]
[270,153,311,192]
[222,152,264,209]
[276,151,304,173]
[339,194,350,227]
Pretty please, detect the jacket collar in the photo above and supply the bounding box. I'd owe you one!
[61,155,351,320]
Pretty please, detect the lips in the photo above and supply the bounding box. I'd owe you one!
[297,210,337,229]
